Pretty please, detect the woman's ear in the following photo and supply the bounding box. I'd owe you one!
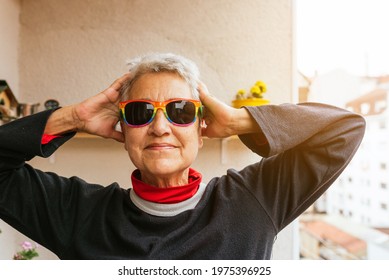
[198,120,204,148]
[198,134,203,149]
[119,122,128,151]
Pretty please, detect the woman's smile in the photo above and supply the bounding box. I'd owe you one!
[145,143,177,150]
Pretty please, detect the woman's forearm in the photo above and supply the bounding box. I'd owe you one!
[231,108,262,136]
[43,105,79,135]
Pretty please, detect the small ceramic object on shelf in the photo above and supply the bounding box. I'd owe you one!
[44,99,60,110]
[17,103,40,118]
[0,80,18,123]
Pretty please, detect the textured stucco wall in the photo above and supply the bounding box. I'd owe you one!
[2,0,296,260]
[0,0,20,95]
[19,0,293,106]
[0,0,21,260]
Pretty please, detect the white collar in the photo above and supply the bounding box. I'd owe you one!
[129,182,207,217]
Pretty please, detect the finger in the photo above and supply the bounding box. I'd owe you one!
[109,130,125,143]
[198,81,210,95]
[198,82,211,102]
[102,87,121,104]
[198,83,217,108]
[110,72,133,91]
[104,73,133,103]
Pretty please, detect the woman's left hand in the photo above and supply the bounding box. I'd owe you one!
[198,83,260,138]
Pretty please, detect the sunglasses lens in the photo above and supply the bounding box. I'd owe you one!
[166,100,196,125]
[122,99,199,127]
[124,102,154,126]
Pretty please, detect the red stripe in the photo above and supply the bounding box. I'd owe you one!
[41,134,61,144]
[131,168,202,204]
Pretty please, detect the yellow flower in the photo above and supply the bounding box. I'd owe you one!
[250,85,262,98]
[235,89,246,100]
[255,80,267,93]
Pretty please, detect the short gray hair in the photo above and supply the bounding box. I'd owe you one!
[120,53,200,100]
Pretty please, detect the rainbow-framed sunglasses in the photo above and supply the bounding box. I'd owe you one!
[119,98,203,127]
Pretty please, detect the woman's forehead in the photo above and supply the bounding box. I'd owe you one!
[127,72,193,100]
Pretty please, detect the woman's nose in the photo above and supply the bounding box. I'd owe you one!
[148,109,171,136]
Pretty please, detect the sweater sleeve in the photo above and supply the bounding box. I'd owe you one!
[0,110,102,256]
[235,102,366,231]
[0,109,74,161]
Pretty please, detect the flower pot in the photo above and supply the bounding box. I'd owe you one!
[231,98,270,108]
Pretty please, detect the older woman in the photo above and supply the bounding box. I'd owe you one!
[0,53,365,259]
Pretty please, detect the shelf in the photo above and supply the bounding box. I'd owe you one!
[74,132,102,139]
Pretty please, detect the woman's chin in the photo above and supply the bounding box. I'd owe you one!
[141,162,190,182]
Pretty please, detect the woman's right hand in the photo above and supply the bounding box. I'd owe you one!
[44,73,132,142]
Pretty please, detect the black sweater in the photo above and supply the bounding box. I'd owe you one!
[0,103,365,259]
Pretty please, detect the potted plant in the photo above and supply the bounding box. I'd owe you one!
[13,241,39,260]
[231,80,270,108]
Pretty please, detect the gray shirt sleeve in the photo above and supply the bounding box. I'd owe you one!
[235,102,365,231]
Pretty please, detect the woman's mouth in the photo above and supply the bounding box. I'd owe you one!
[145,143,176,150]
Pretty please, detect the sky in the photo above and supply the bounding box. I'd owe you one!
[296,0,389,77]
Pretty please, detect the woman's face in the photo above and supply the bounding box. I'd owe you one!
[121,72,203,186]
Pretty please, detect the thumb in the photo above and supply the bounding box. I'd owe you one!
[198,82,212,105]
[110,131,125,143]
[198,82,221,116]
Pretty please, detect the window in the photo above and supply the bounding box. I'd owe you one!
[379,121,387,129]
[360,103,370,115]
[375,100,387,113]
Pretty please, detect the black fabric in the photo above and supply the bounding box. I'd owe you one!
[0,103,365,259]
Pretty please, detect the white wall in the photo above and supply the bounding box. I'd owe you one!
[19,0,293,106]
[0,0,20,94]
[0,0,21,260]
[1,0,296,259]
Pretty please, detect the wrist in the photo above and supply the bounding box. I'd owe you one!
[232,107,260,135]
[44,105,80,135]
